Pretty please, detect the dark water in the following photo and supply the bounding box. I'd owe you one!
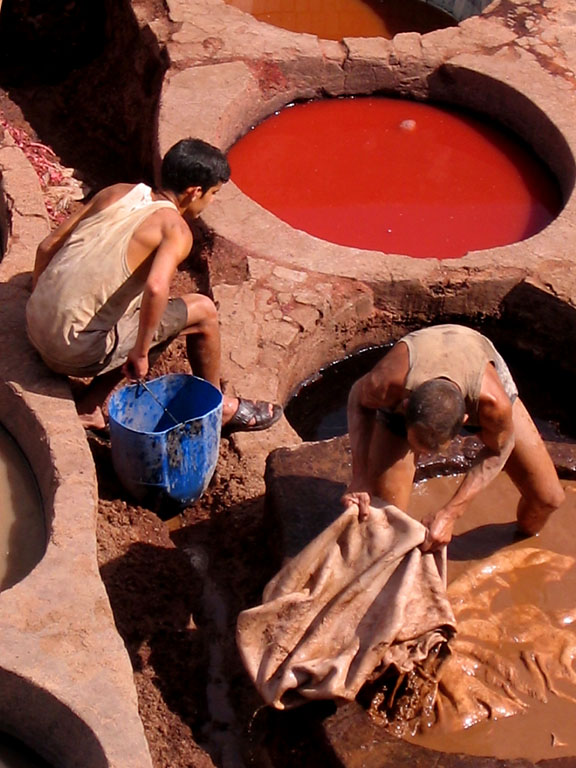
[285,339,576,443]
[0,424,45,592]
[0,734,53,768]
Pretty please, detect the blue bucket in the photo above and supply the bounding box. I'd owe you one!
[108,373,223,506]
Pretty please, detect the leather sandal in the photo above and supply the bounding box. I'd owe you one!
[223,398,283,434]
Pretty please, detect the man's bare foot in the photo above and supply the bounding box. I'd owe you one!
[77,405,107,431]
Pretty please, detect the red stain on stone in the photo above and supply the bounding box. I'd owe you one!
[202,37,224,53]
[246,60,289,97]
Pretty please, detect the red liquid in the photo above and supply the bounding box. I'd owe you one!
[228,98,562,259]
[224,0,455,40]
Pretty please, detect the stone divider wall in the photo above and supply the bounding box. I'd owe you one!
[0,132,153,768]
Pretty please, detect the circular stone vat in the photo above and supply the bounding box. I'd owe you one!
[228,97,562,259]
[224,0,455,41]
[285,334,576,442]
[0,733,54,768]
[0,425,45,591]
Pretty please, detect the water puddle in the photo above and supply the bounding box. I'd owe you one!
[228,97,562,258]
[224,0,455,40]
[0,425,45,591]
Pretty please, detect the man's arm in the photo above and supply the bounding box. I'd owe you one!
[422,366,515,551]
[343,377,381,520]
[342,354,402,519]
[122,217,192,381]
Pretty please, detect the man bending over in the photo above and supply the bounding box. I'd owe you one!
[343,324,564,550]
[26,138,282,433]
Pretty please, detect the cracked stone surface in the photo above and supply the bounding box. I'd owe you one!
[3,0,576,766]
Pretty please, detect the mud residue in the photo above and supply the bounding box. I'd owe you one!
[409,547,576,761]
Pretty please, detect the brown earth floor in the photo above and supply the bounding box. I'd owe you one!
[86,288,287,767]
[92,428,275,768]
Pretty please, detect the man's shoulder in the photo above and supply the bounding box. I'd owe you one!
[383,341,410,380]
[477,365,513,422]
[89,182,140,211]
[138,205,192,264]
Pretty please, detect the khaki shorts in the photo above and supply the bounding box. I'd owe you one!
[39,297,188,377]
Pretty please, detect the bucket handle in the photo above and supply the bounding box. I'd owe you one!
[137,379,181,426]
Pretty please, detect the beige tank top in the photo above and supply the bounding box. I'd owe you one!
[402,324,500,422]
[26,184,176,367]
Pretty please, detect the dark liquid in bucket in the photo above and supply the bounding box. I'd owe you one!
[228,98,562,259]
[224,0,455,40]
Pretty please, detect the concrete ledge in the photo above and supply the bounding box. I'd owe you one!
[0,138,153,768]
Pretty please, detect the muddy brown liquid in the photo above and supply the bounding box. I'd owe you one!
[405,473,576,762]
[224,0,455,40]
[0,425,45,591]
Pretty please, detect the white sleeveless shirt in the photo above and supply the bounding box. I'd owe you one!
[26,184,176,368]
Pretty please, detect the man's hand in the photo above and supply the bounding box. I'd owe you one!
[342,490,372,522]
[122,349,149,382]
[420,507,457,552]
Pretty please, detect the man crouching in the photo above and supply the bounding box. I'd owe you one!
[27,138,282,434]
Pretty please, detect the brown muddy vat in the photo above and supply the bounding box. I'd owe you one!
[270,311,576,766]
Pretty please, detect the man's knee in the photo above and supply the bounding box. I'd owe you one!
[182,293,219,331]
[527,481,565,516]
[542,482,565,512]
[517,483,564,536]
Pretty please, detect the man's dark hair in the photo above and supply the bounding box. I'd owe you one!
[161,138,231,195]
[405,378,466,450]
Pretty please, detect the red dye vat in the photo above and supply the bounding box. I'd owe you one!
[227,98,562,259]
